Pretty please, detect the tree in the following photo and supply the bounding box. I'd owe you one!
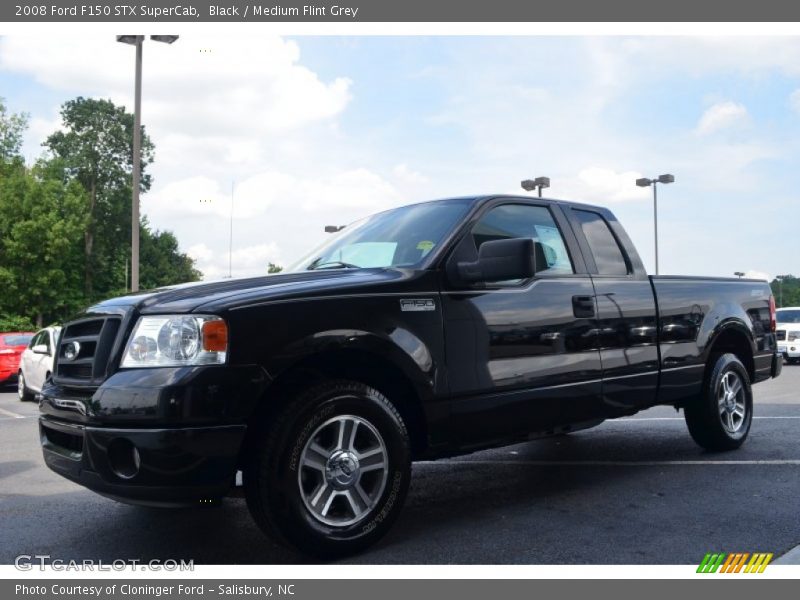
[0,161,88,326]
[771,275,800,308]
[44,97,154,299]
[0,98,28,164]
[138,224,202,290]
[267,262,283,274]
[0,314,35,332]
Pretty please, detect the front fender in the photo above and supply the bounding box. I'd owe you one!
[268,328,436,397]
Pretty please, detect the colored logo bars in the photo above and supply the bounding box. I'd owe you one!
[697,552,774,573]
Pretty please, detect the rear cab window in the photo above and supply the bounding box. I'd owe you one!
[573,209,631,276]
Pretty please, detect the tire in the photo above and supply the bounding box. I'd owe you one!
[17,371,33,402]
[244,379,411,558]
[684,353,753,451]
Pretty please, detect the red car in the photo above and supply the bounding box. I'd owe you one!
[0,332,35,385]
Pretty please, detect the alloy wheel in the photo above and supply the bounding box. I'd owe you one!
[297,414,389,527]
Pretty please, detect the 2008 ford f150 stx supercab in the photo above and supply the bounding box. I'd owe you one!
[38,195,781,556]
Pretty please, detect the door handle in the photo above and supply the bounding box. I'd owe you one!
[572,295,595,318]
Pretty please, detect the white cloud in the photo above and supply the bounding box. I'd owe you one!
[143,167,405,279]
[0,36,351,137]
[791,90,800,114]
[558,167,650,204]
[392,164,428,184]
[744,270,771,282]
[695,101,748,135]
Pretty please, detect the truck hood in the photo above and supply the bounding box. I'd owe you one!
[85,268,418,315]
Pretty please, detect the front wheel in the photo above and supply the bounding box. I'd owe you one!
[17,372,33,402]
[244,380,411,557]
[684,353,753,451]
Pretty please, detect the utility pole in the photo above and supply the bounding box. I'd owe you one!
[229,181,234,278]
[131,37,143,291]
[117,35,179,291]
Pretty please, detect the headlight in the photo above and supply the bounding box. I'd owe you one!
[789,331,800,342]
[121,315,228,368]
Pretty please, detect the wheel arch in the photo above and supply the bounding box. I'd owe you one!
[704,320,756,381]
[240,342,433,465]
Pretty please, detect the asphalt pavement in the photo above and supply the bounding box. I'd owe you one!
[1,367,799,565]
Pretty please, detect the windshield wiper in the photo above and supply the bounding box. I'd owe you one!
[307,260,361,271]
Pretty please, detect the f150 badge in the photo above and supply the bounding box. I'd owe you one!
[400,298,436,312]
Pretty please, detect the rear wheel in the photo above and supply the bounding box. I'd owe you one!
[684,353,752,451]
[17,371,33,402]
[244,380,411,557]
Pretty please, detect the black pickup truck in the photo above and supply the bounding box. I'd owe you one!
[38,195,781,556]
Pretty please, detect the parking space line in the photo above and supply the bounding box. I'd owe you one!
[0,407,26,419]
[421,459,800,467]
[614,416,800,422]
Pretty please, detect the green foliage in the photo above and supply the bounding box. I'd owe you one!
[0,314,35,333]
[0,98,28,163]
[0,162,88,325]
[0,95,201,326]
[771,275,800,308]
[44,97,155,298]
[139,223,202,289]
[267,262,283,274]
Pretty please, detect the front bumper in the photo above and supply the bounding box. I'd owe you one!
[40,416,246,506]
[38,364,269,506]
[777,341,800,359]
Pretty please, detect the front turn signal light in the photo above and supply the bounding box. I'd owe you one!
[202,319,228,352]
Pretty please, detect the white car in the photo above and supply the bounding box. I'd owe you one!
[775,307,800,364]
[18,326,61,401]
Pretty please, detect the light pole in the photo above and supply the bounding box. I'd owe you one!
[734,271,745,279]
[521,176,550,198]
[636,173,674,275]
[776,274,789,307]
[117,35,179,291]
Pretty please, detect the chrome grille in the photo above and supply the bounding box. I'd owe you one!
[54,316,122,386]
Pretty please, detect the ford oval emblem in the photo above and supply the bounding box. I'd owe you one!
[63,341,81,361]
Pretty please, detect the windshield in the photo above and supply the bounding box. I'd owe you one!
[776,309,800,324]
[288,199,473,272]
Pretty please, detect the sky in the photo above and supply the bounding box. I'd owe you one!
[1,35,799,281]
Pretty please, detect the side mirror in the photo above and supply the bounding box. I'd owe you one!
[32,344,49,355]
[457,238,535,283]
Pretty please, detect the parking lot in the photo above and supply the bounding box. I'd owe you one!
[1,367,799,565]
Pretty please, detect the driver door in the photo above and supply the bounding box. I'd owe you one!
[441,200,603,445]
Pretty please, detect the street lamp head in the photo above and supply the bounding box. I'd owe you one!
[116,35,144,45]
[150,35,180,44]
[636,177,652,187]
[657,174,675,184]
[521,176,550,192]
[734,271,745,278]
[324,225,345,233]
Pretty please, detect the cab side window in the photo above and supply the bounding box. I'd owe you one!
[471,204,574,276]
[573,210,630,276]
